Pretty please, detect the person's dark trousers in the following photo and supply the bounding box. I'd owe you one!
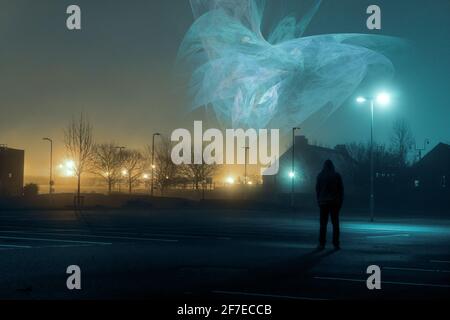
[319,203,341,247]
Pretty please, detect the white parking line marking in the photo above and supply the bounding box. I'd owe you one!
[366,234,410,239]
[0,236,112,245]
[33,244,97,249]
[314,276,450,288]
[384,267,450,273]
[0,231,178,243]
[430,260,450,264]
[216,237,232,240]
[0,244,32,248]
[212,290,328,301]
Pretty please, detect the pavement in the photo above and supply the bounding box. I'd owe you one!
[0,208,448,300]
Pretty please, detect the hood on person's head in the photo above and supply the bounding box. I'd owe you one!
[322,160,335,173]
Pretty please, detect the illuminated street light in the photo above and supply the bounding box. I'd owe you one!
[42,137,54,194]
[356,96,367,104]
[291,127,301,208]
[151,133,161,196]
[226,177,235,185]
[376,92,391,106]
[59,160,75,177]
[356,92,392,222]
[289,171,295,179]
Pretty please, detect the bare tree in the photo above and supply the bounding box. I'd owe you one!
[390,118,415,167]
[346,142,368,164]
[149,137,179,195]
[91,143,123,194]
[181,147,219,190]
[346,142,398,187]
[122,149,146,194]
[64,113,94,203]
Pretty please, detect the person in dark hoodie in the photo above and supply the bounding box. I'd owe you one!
[316,160,344,250]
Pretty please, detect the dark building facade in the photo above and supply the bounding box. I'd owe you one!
[0,146,25,197]
[264,136,355,194]
[372,142,450,213]
[409,143,449,191]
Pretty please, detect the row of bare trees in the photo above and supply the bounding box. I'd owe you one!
[344,118,416,188]
[90,144,146,194]
[151,139,220,194]
[63,114,219,198]
[346,118,416,169]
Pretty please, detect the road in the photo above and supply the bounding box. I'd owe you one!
[0,208,449,300]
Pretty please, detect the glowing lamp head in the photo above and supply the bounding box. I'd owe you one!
[121,169,128,176]
[60,160,76,177]
[376,92,391,106]
[226,177,235,185]
[356,96,367,104]
[65,160,75,168]
[143,174,150,180]
[289,171,295,179]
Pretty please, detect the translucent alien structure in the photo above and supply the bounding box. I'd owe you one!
[177,0,400,130]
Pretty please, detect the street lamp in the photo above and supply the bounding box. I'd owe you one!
[42,138,53,194]
[151,133,161,196]
[291,127,301,208]
[226,176,235,185]
[243,145,250,185]
[356,92,391,222]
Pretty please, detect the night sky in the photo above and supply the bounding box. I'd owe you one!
[1,0,449,177]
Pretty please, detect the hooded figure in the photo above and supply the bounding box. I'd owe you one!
[316,160,344,250]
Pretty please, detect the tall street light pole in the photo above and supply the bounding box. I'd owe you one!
[291,127,300,208]
[151,133,161,197]
[243,146,249,185]
[370,99,375,223]
[243,145,250,200]
[42,138,53,194]
[357,93,391,222]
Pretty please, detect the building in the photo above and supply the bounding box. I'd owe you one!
[410,143,450,191]
[263,136,355,194]
[0,145,25,197]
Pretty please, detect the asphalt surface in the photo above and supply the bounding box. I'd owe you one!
[0,208,449,300]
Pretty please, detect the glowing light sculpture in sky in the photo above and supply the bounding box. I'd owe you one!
[177,0,401,130]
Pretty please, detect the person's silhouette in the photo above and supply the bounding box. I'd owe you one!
[315,160,344,250]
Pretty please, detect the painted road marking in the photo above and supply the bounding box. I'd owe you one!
[0,235,112,245]
[0,230,232,241]
[314,276,450,288]
[33,244,98,249]
[212,290,328,301]
[366,234,410,239]
[0,231,178,243]
[384,266,450,273]
[0,244,32,248]
[430,260,450,264]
